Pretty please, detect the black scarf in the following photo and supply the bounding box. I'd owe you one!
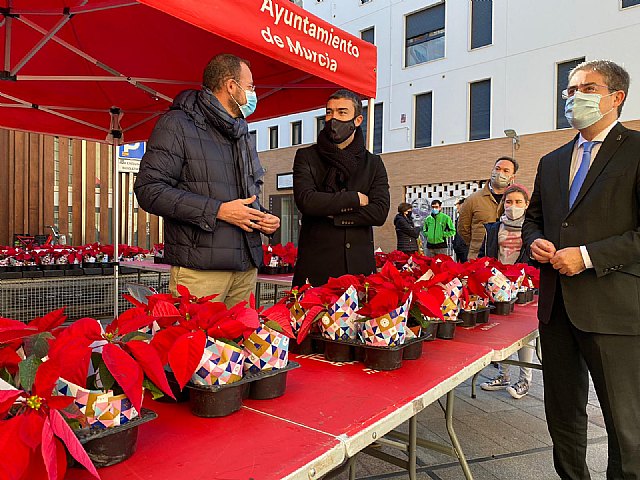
[196,88,265,203]
[316,126,366,193]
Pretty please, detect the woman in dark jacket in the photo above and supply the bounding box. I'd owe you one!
[292,90,390,287]
[394,202,419,254]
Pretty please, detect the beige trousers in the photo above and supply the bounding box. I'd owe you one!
[169,266,257,308]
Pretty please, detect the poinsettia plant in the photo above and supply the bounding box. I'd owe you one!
[0,359,100,480]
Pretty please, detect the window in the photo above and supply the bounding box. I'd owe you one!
[316,115,326,136]
[291,121,302,146]
[470,0,492,49]
[361,27,375,44]
[556,58,585,129]
[622,0,640,7]
[414,93,433,148]
[405,2,445,67]
[249,130,257,147]
[269,126,279,149]
[361,103,383,154]
[469,79,491,141]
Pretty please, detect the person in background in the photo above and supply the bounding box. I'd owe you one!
[394,202,419,255]
[452,197,469,262]
[523,59,640,478]
[134,53,280,307]
[292,89,390,287]
[458,157,518,259]
[422,199,455,256]
[479,184,534,399]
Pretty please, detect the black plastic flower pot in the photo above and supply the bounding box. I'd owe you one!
[436,321,458,340]
[74,409,157,468]
[261,266,280,275]
[475,308,490,324]
[402,339,424,360]
[249,371,289,400]
[154,371,189,403]
[311,337,325,353]
[526,289,535,302]
[363,346,403,371]
[493,301,511,316]
[83,266,103,276]
[458,310,477,327]
[354,345,365,362]
[187,382,244,418]
[516,291,528,304]
[422,322,439,341]
[509,299,516,312]
[323,340,354,362]
[289,336,313,355]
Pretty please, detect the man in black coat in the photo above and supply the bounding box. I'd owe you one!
[292,89,390,287]
[522,60,640,479]
[134,54,279,306]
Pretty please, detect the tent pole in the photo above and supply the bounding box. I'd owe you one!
[109,107,122,321]
[366,97,374,152]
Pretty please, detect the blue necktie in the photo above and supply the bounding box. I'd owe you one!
[569,141,599,208]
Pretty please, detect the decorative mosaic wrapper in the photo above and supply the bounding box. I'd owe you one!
[360,293,412,347]
[442,278,463,321]
[289,299,306,336]
[192,337,245,386]
[319,286,359,341]
[138,320,161,337]
[487,267,512,302]
[243,325,289,373]
[0,258,9,267]
[40,254,54,266]
[56,378,139,428]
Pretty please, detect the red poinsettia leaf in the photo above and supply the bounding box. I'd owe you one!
[33,358,62,399]
[102,344,144,413]
[0,345,21,374]
[122,293,145,308]
[0,389,22,419]
[168,330,206,390]
[49,409,100,479]
[19,411,45,449]
[297,305,325,343]
[415,288,445,319]
[41,416,59,480]
[358,288,401,318]
[47,337,93,388]
[0,416,31,479]
[151,300,181,320]
[261,304,295,338]
[191,302,229,330]
[124,341,175,399]
[175,284,193,300]
[47,318,101,360]
[27,308,67,334]
[0,317,38,343]
[150,325,190,365]
[46,395,75,411]
[325,275,362,293]
[107,307,154,336]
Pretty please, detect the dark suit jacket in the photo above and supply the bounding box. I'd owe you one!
[522,122,640,334]
[292,144,390,287]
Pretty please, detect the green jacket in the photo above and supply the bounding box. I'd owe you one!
[423,212,456,245]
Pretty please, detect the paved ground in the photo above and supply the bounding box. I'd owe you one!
[329,361,608,480]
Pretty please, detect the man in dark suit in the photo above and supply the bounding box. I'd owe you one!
[523,60,640,479]
[292,89,390,287]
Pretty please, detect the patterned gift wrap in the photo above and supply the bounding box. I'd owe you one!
[289,299,306,336]
[192,337,245,386]
[319,286,359,341]
[360,293,412,347]
[486,267,512,303]
[56,378,139,428]
[243,324,289,373]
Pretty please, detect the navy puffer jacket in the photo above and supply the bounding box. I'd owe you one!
[134,89,264,271]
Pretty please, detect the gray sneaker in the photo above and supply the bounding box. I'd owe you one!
[480,374,510,391]
[506,380,530,399]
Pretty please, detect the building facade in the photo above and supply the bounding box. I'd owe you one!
[253,0,640,251]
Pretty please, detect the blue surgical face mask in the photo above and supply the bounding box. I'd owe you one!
[231,80,258,118]
[564,91,615,130]
[431,208,440,216]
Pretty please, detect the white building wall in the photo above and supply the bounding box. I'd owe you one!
[250,0,640,153]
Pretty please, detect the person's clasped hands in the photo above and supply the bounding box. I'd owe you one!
[530,238,586,276]
[217,195,280,234]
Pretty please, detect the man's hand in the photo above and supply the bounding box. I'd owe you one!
[217,195,266,232]
[550,247,586,276]
[358,192,369,207]
[530,238,556,263]
[255,213,280,235]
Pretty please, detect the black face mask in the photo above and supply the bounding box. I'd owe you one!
[324,117,356,144]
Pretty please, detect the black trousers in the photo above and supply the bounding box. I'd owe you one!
[540,287,640,479]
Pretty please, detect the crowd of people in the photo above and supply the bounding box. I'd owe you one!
[135,54,639,479]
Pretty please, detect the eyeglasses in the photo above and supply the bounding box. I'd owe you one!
[233,79,255,92]
[561,83,613,99]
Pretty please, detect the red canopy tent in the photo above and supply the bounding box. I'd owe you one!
[0,0,377,318]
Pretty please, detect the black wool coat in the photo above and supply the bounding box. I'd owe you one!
[292,144,390,287]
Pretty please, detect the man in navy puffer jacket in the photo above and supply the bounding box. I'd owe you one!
[134,54,279,306]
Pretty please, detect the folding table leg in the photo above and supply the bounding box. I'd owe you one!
[255,282,262,309]
[471,372,480,398]
[408,415,417,480]
[445,390,473,479]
